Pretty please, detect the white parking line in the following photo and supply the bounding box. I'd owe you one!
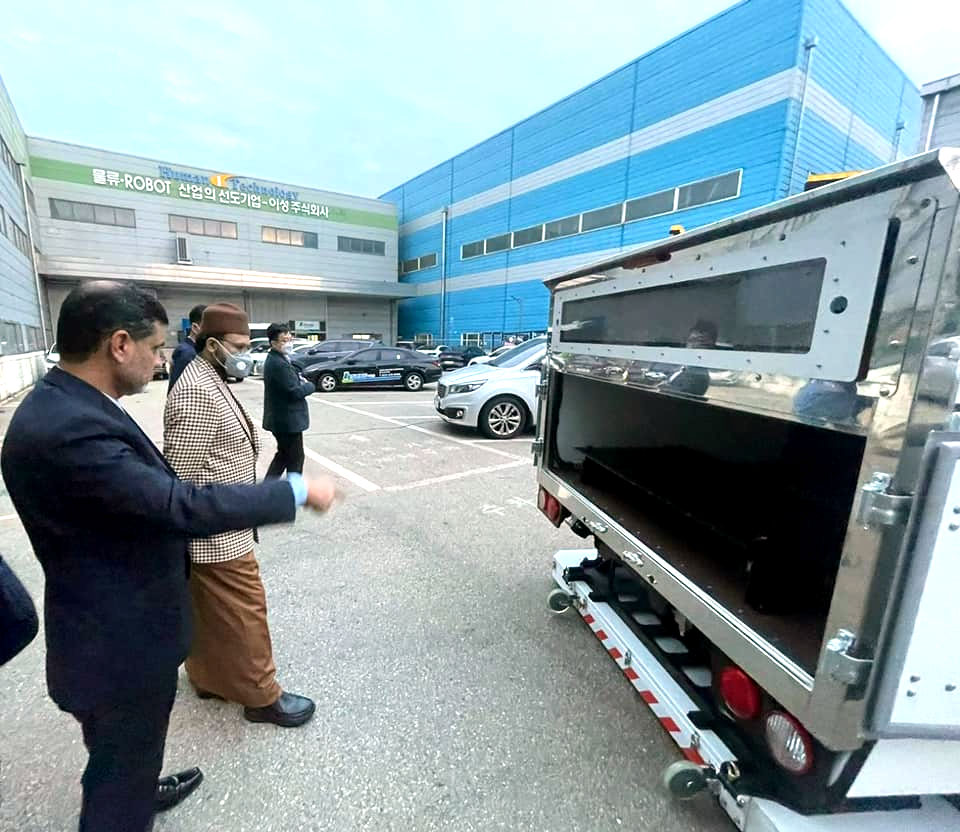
[311,399,524,461]
[303,449,381,492]
[384,460,528,492]
[331,400,435,406]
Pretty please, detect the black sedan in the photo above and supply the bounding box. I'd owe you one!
[437,346,487,371]
[304,347,442,393]
[291,338,380,372]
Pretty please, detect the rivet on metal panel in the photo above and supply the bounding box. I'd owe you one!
[690,732,701,749]
[950,523,959,532]
[779,234,786,241]
[646,574,657,585]
[907,255,919,265]
[879,387,894,398]
[696,254,701,261]
[953,506,960,515]
[921,198,931,209]
[736,796,748,807]
[906,690,917,697]
[910,675,921,683]
[946,684,957,692]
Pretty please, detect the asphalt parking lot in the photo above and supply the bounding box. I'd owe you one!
[0,377,731,832]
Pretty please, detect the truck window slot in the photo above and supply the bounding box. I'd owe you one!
[548,373,865,673]
[559,258,825,354]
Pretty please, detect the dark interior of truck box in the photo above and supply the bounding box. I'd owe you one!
[548,372,866,673]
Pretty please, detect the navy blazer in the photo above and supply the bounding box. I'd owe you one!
[0,368,296,712]
[262,349,314,435]
[167,337,197,392]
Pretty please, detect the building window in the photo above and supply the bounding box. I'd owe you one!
[624,189,676,222]
[169,214,238,239]
[337,235,385,255]
[0,137,19,182]
[544,215,580,240]
[677,170,741,211]
[581,203,623,232]
[50,198,136,228]
[0,321,26,355]
[401,252,438,274]
[5,218,30,258]
[484,233,510,254]
[461,240,484,259]
[263,226,318,248]
[512,225,544,247]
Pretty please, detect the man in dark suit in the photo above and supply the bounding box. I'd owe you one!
[167,303,206,392]
[263,323,315,478]
[1,282,336,832]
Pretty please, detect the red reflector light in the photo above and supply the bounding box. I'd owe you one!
[538,487,562,525]
[718,666,762,720]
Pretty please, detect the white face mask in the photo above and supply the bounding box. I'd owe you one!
[282,343,294,354]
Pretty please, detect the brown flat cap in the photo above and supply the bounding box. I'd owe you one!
[199,302,249,337]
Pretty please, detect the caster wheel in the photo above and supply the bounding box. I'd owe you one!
[547,588,574,614]
[662,760,708,799]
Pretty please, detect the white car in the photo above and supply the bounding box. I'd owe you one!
[435,338,547,439]
[468,342,518,366]
[44,344,60,373]
[417,344,451,358]
[250,339,312,377]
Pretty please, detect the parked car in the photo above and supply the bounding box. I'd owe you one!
[44,343,59,373]
[468,343,515,365]
[417,344,452,358]
[437,346,487,371]
[435,337,547,438]
[305,347,442,393]
[292,339,381,372]
[250,338,312,377]
[153,351,170,381]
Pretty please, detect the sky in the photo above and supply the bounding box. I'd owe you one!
[1,0,957,199]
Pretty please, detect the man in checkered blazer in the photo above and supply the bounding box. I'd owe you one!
[164,303,316,728]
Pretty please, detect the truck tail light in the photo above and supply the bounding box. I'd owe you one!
[538,487,563,526]
[718,666,762,720]
[764,711,814,775]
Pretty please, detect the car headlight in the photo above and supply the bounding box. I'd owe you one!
[448,381,487,394]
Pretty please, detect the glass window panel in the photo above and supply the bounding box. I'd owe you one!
[461,241,484,259]
[512,225,544,247]
[625,189,676,222]
[402,258,419,273]
[374,241,385,256]
[677,171,741,210]
[51,199,73,220]
[303,231,317,248]
[204,219,221,236]
[419,253,437,269]
[276,228,291,244]
[580,204,623,231]
[169,215,187,232]
[560,258,826,354]
[93,204,115,225]
[289,230,304,246]
[262,226,276,243]
[544,215,579,239]
[221,221,238,239]
[73,202,95,222]
[485,233,510,253]
[115,208,136,228]
[187,217,204,235]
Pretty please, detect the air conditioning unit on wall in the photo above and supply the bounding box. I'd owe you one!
[175,235,191,264]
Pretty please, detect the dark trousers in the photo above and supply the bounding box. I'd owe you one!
[266,432,305,478]
[73,672,177,832]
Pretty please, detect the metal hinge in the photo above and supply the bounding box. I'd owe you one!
[856,472,912,528]
[531,438,544,463]
[823,629,873,685]
[536,380,549,397]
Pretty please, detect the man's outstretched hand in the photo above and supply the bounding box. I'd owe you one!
[304,475,338,512]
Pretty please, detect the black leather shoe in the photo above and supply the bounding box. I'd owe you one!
[156,767,203,813]
[243,692,315,727]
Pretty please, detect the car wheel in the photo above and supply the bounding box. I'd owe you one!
[479,396,527,439]
[403,372,424,392]
[317,372,337,393]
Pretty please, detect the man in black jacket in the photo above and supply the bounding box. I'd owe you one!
[167,303,206,392]
[263,323,315,478]
[0,282,336,832]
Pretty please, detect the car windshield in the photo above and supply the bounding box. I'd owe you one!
[488,338,547,368]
